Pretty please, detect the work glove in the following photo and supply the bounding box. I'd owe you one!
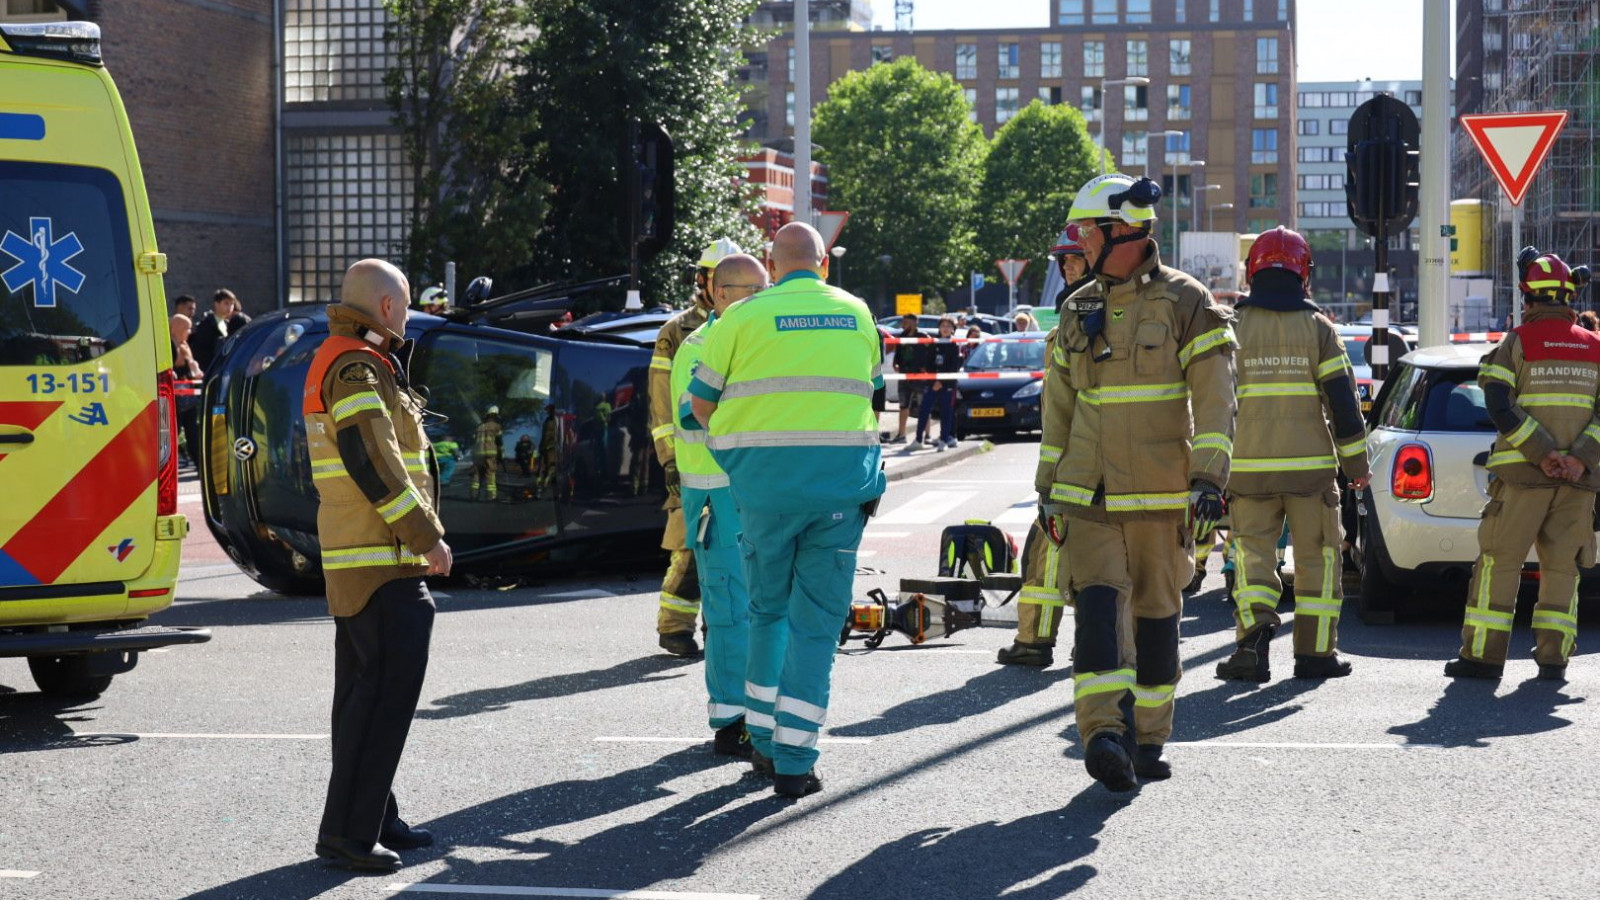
[664,460,681,498]
[1186,479,1225,545]
[1038,494,1069,546]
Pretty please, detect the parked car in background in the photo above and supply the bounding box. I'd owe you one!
[953,331,1047,438]
[1337,324,1417,412]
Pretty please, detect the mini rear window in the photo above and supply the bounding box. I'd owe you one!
[1376,363,1494,433]
[0,161,138,365]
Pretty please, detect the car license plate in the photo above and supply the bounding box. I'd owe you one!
[969,407,1005,418]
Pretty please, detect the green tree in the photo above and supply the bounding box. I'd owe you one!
[518,0,761,307]
[813,58,987,308]
[385,0,543,296]
[977,100,1103,299]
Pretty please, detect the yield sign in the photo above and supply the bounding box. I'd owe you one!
[816,210,849,251]
[1459,111,1568,206]
[996,259,1028,285]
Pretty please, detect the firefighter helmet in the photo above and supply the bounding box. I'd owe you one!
[1067,174,1160,227]
[1049,222,1087,258]
[698,238,743,269]
[1520,252,1578,304]
[1246,226,1314,283]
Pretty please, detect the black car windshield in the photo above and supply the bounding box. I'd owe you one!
[964,338,1045,371]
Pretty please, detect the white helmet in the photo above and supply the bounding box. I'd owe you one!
[419,286,447,310]
[698,238,743,269]
[486,405,500,416]
[1068,173,1161,226]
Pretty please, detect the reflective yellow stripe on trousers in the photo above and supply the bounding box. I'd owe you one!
[1073,668,1136,700]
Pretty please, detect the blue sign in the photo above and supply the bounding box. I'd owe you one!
[1,216,87,308]
[0,113,46,141]
[971,273,987,292]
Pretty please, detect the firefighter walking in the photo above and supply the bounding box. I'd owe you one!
[471,406,502,501]
[1216,227,1370,684]
[1038,174,1236,792]
[1448,250,1600,681]
[648,238,742,657]
[999,224,1094,667]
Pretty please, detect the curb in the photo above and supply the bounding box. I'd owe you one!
[885,439,993,483]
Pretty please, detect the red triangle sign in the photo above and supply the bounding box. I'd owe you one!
[1459,111,1568,206]
[816,210,849,251]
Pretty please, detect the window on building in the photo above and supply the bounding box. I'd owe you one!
[1041,42,1062,78]
[1299,202,1343,218]
[1298,146,1338,163]
[284,0,395,103]
[998,43,1020,79]
[1091,0,1117,23]
[787,47,795,82]
[965,88,978,123]
[0,0,66,18]
[1254,83,1278,119]
[1209,0,1220,22]
[1252,128,1278,164]
[871,44,894,65]
[1167,84,1192,120]
[1125,84,1149,121]
[1257,37,1278,74]
[1300,91,1324,108]
[1162,174,1193,209]
[1484,71,1502,91]
[1299,174,1340,191]
[956,43,977,79]
[1081,85,1103,121]
[1127,0,1151,23]
[1127,40,1149,77]
[1325,91,1355,107]
[1166,132,1191,165]
[1040,86,1063,105]
[1404,90,1422,105]
[1247,217,1277,234]
[1243,0,1254,19]
[1249,173,1278,208]
[1278,0,1289,18]
[1298,118,1320,135]
[996,87,1020,124]
[286,132,412,304]
[1485,30,1503,52]
[1122,131,1148,167]
[1330,118,1348,135]
[1170,39,1192,76]
[786,90,795,128]
[1058,0,1085,25]
[1083,40,1105,78]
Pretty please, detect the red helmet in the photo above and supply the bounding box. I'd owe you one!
[1519,253,1577,303]
[1049,222,1086,259]
[1247,226,1313,283]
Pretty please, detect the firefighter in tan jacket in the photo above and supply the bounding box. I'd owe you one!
[1038,174,1237,792]
[648,238,742,657]
[1216,227,1370,684]
[304,259,451,871]
[1448,250,1600,681]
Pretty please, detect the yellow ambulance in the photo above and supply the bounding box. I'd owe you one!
[0,21,208,697]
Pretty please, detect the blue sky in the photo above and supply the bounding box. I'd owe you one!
[867,0,1453,84]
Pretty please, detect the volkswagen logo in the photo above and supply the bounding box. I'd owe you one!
[232,437,257,462]
[980,391,994,399]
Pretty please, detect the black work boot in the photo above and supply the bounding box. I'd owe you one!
[1184,564,1206,594]
[1216,626,1274,683]
[1294,653,1354,679]
[749,746,775,778]
[1133,744,1171,781]
[1538,663,1568,682]
[1443,656,1504,679]
[1084,732,1138,793]
[658,631,702,657]
[773,770,823,798]
[713,718,754,759]
[996,641,1054,667]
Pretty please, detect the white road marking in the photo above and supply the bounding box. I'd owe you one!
[912,479,1033,485]
[862,531,911,539]
[856,551,877,559]
[593,736,872,745]
[0,871,39,879]
[1168,741,1442,751]
[386,884,759,899]
[71,732,328,740]
[991,496,1038,526]
[876,490,978,525]
[538,589,616,600]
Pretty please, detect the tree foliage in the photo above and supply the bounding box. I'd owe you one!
[812,59,987,305]
[385,0,541,294]
[977,100,1103,298]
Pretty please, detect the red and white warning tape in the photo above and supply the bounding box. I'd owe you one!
[883,371,1045,381]
[883,336,1046,346]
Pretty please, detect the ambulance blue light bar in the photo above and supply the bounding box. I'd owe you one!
[0,21,102,67]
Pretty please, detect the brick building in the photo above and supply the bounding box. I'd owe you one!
[749,0,1299,237]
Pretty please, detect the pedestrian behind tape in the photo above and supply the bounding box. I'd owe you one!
[687,222,887,798]
[889,312,928,444]
[304,259,452,872]
[917,316,962,451]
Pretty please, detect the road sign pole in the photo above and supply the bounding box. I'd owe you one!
[1512,202,1523,328]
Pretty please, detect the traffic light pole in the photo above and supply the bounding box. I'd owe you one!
[1371,129,1391,387]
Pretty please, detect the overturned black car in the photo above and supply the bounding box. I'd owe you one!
[199,281,672,594]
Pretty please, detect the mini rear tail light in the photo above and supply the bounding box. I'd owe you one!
[157,370,179,516]
[1391,442,1433,502]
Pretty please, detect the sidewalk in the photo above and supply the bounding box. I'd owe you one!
[877,407,990,482]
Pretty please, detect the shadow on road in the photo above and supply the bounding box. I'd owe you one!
[1387,676,1584,748]
[831,665,1072,738]
[0,688,137,755]
[804,787,1125,900]
[180,746,780,900]
[416,655,697,720]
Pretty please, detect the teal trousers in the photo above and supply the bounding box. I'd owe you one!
[684,486,750,729]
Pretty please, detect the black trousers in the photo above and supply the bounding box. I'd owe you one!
[318,576,435,844]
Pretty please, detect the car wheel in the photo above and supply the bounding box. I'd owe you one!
[28,655,113,699]
[1358,518,1406,625]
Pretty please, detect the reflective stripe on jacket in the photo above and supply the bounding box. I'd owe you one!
[648,304,709,468]
[1230,306,1369,496]
[1480,306,1600,489]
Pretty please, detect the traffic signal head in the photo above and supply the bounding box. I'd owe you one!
[1345,137,1418,239]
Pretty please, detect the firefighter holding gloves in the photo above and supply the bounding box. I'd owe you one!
[687,222,886,799]
[1448,250,1600,682]
[1216,227,1369,684]
[1040,174,1237,792]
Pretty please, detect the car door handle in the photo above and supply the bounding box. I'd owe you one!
[0,432,34,445]
[1472,451,1490,467]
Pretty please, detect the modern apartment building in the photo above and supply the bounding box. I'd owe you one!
[748,0,1298,237]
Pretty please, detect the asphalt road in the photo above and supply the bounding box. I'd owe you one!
[3,439,1599,899]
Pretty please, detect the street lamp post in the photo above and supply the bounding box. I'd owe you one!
[1095,76,1149,174]
[1209,201,1235,232]
[1171,159,1204,259]
[1193,183,1221,232]
[830,245,847,286]
[1145,129,1184,179]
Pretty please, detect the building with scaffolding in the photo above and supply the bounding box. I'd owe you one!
[1453,0,1599,316]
